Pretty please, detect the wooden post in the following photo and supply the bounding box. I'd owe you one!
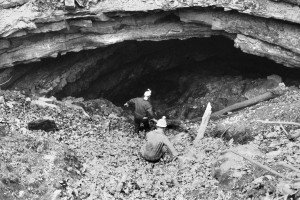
[194,102,212,144]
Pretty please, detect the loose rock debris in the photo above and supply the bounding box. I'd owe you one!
[0,87,300,199]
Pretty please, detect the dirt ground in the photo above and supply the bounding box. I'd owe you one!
[0,86,300,200]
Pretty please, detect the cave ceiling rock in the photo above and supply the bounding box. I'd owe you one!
[4,38,221,96]
[90,0,300,23]
[0,0,300,69]
[179,10,300,68]
[0,20,225,68]
[179,10,300,55]
[2,44,120,95]
[234,34,300,68]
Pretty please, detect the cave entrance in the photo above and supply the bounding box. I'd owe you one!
[59,36,300,119]
[7,36,300,120]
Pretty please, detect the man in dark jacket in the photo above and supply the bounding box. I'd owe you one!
[124,89,154,134]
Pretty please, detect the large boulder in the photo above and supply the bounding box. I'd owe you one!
[212,144,263,190]
[212,121,254,144]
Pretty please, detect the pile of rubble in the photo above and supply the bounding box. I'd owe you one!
[0,87,300,199]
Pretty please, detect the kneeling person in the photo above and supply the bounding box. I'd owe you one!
[140,116,178,162]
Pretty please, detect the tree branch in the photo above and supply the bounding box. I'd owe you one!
[227,149,300,181]
[211,91,281,117]
[256,120,300,127]
[278,162,300,174]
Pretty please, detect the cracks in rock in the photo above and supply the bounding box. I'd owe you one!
[2,6,300,68]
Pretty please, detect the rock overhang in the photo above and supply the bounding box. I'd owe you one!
[0,0,300,69]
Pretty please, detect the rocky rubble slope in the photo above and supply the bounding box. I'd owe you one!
[0,85,300,199]
[0,0,300,70]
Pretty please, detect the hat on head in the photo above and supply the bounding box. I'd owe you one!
[156,116,167,128]
[144,89,151,97]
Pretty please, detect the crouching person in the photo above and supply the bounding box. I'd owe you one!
[140,116,178,162]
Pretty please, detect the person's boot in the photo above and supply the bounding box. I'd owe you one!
[134,124,140,135]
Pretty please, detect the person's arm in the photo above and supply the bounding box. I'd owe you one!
[145,103,154,118]
[161,135,178,157]
[124,98,137,107]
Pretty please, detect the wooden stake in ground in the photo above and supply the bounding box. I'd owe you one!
[194,102,212,144]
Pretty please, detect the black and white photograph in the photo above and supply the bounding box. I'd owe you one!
[0,0,300,199]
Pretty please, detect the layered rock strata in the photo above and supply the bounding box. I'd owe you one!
[0,0,300,70]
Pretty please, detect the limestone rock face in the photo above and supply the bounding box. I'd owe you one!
[0,0,300,69]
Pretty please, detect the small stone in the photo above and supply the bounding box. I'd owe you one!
[51,190,61,200]
[266,132,277,138]
[31,99,60,111]
[266,150,281,158]
[38,97,54,103]
[53,181,62,189]
[6,101,15,108]
[65,0,75,9]
[267,74,282,83]
[0,124,9,137]
[0,96,5,104]
[292,182,300,189]
[20,127,27,134]
[18,190,25,198]
[108,113,119,119]
[37,145,44,153]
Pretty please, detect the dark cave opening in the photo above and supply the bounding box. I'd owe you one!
[56,36,300,119]
[5,36,300,119]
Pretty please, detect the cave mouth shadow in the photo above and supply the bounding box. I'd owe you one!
[77,36,300,119]
[50,36,300,119]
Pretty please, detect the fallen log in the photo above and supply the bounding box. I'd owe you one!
[211,91,282,117]
[213,122,253,144]
[189,89,283,122]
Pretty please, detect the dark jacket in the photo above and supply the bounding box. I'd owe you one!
[127,97,154,119]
